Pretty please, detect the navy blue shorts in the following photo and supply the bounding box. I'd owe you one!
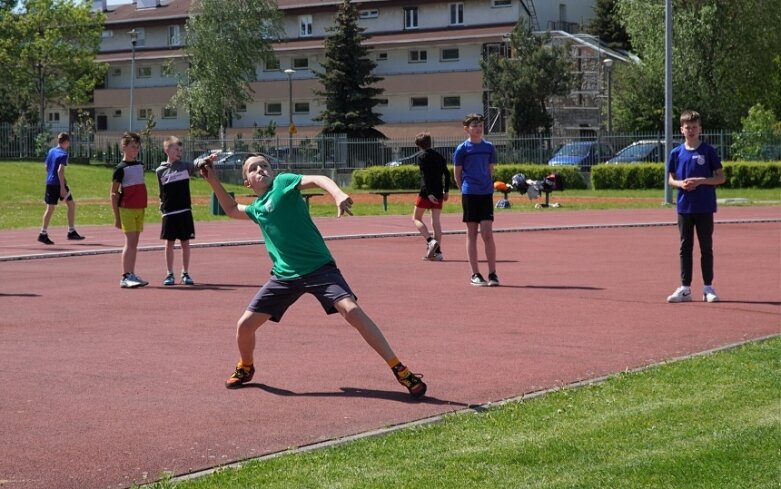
[44,184,73,205]
[247,263,356,322]
[461,193,494,223]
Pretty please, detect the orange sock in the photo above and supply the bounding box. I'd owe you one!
[386,356,401,369]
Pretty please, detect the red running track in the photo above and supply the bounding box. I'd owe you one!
[0,206,779,489]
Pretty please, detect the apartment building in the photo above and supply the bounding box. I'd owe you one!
[58,0,601,139]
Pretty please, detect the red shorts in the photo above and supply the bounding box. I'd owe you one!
[415,195,443,210]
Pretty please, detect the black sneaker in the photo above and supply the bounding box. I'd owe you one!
[470,273,487,286]
[38,233,54,245]
[393,365,427,399]
[487,272,500,287]
[67,230,85,240]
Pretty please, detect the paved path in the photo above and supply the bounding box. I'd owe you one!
[0,206,779,489]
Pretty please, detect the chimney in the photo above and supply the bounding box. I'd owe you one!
[91,0,107,12]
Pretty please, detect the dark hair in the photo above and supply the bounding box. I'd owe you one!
[57,132,70,144]
[121,131,141,146]
[414,132,432,150]
[462,113,484,127]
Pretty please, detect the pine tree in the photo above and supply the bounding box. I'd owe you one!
[314,0,384,137]
[587,0,631,51]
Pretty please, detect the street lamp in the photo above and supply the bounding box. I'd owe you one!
[129,29,138,132]
[284,69,296,163]
[603,58,613,135]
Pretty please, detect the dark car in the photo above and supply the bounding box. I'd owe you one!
[215,151,279,169]
[548,141,614,171]
[607,140,667,164]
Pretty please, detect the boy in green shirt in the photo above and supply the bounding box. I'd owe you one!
[201,154,427,399]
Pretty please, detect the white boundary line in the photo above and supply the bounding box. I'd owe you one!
[2,218,778,263]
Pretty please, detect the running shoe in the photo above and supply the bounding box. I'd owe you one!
[471,273,488,287]
[393,365,427,399]
[163,273,175,286]
[181,272,194,286]
[703,286,720,303]
[37,233,54,245]
[666,286,692,303]
[67,230,85,240]
[225,364,255,389]
[425,239,439,260]
[121,273,144,288]
[487,272,500,287]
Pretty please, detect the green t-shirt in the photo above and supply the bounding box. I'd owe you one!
[244,173,334,279]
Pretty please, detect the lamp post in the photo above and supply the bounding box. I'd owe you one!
[129,29,138,131]
[603,58,613,135]
[284,69,296,163]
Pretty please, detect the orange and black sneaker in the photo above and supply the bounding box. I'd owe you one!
[225,363,255,389]
[393,365,427,399]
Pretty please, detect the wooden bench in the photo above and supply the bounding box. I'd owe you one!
[301,192,324,209]
[369,190,420,211]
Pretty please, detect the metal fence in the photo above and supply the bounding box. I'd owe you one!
[2,124,779,171]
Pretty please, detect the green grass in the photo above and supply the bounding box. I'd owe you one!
[1,161,779,230]
[138,337,781,489]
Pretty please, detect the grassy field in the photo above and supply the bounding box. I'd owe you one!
[1,161,779,230]
[137,337,781,489]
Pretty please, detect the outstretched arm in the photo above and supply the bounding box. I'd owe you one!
[299,175,353,217]
[199,160,250,220]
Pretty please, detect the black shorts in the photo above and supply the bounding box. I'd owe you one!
[247,262,356,322]
[461,193,494,223]
[44,184,73,205]
[160,211,195,241]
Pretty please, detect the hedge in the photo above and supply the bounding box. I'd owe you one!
[591,161,780,189]
[352,164,587,190]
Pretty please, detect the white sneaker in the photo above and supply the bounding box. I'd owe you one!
[425,239,438,260]
[703,286,720,303]
[666,286,692,303]
[121,273,144,288]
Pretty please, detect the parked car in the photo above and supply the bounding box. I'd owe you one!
[215,151,279,169]
[607,140,667,164]
[548,141,614,171]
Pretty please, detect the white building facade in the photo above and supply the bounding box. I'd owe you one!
[55,0,599,139]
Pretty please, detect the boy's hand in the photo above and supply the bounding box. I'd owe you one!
[427,194,439,204]
[196,153,219,179]
[337,195,353,217]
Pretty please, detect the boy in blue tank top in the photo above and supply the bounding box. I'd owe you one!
[201,154,427,398]
[666,110,726,303]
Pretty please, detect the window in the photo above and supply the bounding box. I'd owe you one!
[299,15,312,37]
[136,66,152,78]
[161,64,176,78]
[441,48,460,62]
[376,98,389,107]
[492,0,512,7]
[168,25,182,46]
[376,52,388,61]
[404,7,418,29]
[113,109,122,117]
[359,9,379,19]
[294,102,310,114]
[162,107,177,119]
[138,108,152,120]
[110,67,122,77]
[409,50,427,63]
[265,58,280,71]
[442,96,461,109]
[134,28,145,47]
[410,97,428,109]
[292,57,309,69]
[265,102,282,115]
[559,3,567,21]
[47,112,60,122]
[449,3,464,25]
[101,30,113,38]
[236,103,247,113]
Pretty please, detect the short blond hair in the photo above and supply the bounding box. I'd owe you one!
[163,136,181,150]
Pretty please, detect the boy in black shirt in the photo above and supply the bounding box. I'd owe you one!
[412,132,450,260]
